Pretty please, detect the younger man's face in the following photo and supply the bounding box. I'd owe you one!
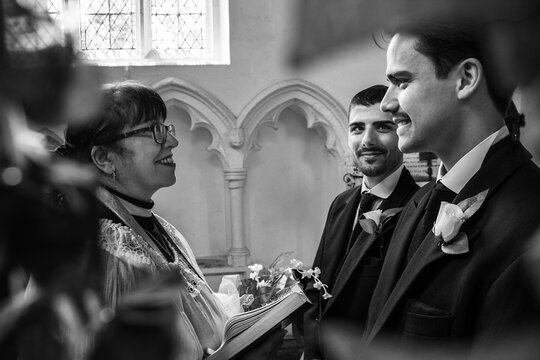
[380,33,459,155]
[348,104,403,180]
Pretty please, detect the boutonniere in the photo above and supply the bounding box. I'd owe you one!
[433,189,488,255]
[359,207,403,235]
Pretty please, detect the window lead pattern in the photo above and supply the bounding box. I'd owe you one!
[26,0,62,21]
[151,0,208,59]
[79,0,137,60]
[26,0,212,62]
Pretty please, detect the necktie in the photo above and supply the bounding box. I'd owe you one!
[406,182,456,261]
[345,193,379,253]
[358,192,378,216]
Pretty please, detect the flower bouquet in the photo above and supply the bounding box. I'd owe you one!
[236,252,331,312]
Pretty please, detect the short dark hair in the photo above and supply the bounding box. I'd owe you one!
[349,85,388,115]
[396,22,514,114]
[60,81,167,162]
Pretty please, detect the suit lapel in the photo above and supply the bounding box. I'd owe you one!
[366,137,532,341]
[366,182,433,329]
[324,230,377,314]
[454,137,530,204]
[379,167,417,212]
[320,186,364,286]
[324,169,418,315]
[366,224,481,342]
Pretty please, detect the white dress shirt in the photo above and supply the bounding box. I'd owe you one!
[437,126,509,194]
[353,164,404,223]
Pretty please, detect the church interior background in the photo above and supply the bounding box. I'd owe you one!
[36,0,539,291]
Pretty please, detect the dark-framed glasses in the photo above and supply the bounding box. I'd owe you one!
[109,123,176,145]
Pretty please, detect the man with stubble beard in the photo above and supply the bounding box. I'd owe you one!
[302,85,418,360]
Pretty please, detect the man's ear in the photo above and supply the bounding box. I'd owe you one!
[455,58,482,100]
[90,145,115,175]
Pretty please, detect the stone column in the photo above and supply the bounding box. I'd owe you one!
[224,168,250,266]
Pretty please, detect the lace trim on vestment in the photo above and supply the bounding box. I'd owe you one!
[98,218,204,297]
[99,219,152,266]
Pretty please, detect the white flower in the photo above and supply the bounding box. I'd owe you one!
[290,259,303,269]
[284,268,293,277]
[248,264,263,279]
[432,189,488,255]
[363,209,383,226]
[313,282,322,290]
[433,202,465,241]
[240,294,254,307]
[257,280,271,288]
[359,208,402,234]
[248,264,263,273]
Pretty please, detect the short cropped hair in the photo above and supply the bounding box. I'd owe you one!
[348,85,389,115]
[395,22,514,114]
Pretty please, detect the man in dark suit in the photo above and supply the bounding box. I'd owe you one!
[363,22,540,351]
[303,85,419,360]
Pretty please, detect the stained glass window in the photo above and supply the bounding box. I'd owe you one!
[26,0,229,65]
[151,0,208,59]
[79,0,137,60]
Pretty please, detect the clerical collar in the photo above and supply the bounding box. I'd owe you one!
[437,126,509,193]
[104,186,154,210]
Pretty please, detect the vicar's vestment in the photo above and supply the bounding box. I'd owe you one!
[96,187,227,360]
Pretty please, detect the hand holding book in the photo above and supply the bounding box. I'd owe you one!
[208,284,308,360]
[208,253,331,359]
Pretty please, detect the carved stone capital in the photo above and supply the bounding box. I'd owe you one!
[229,128,245,148]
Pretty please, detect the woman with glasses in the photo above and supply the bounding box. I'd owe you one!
[57,81,227,359]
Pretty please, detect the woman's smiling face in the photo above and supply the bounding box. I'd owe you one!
[111,118,179,199]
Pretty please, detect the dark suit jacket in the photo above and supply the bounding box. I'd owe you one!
[303,168,418,359]
[364,137,540,351]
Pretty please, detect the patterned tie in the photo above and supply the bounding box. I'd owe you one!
[406,181,456,261]
[346,193,379,252]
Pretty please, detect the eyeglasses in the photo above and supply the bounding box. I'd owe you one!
[108,123,176,145]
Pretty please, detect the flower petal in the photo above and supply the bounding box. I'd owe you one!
[381,207,403,219]
[363,210,382,225]
[441,232,469,255]
[433,202,465,241]
[359,218,378,234]
[459,189,489,218]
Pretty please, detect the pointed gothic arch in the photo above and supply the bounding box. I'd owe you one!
[152,77,236,168]
[238,79,349,164]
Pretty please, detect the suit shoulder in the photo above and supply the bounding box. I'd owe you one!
[334,186,361,202]
[412,181,434,199]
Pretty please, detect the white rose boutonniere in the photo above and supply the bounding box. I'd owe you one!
[433,189,489,255]
[359,207,403,235]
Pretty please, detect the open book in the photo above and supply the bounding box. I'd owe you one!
[207,284,309,360]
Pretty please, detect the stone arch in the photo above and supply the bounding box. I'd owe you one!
[238,79,349,163]
[152,77,236,168]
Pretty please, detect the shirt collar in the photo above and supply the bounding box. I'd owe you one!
[437,126,509,193]
[361,164,404,199]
